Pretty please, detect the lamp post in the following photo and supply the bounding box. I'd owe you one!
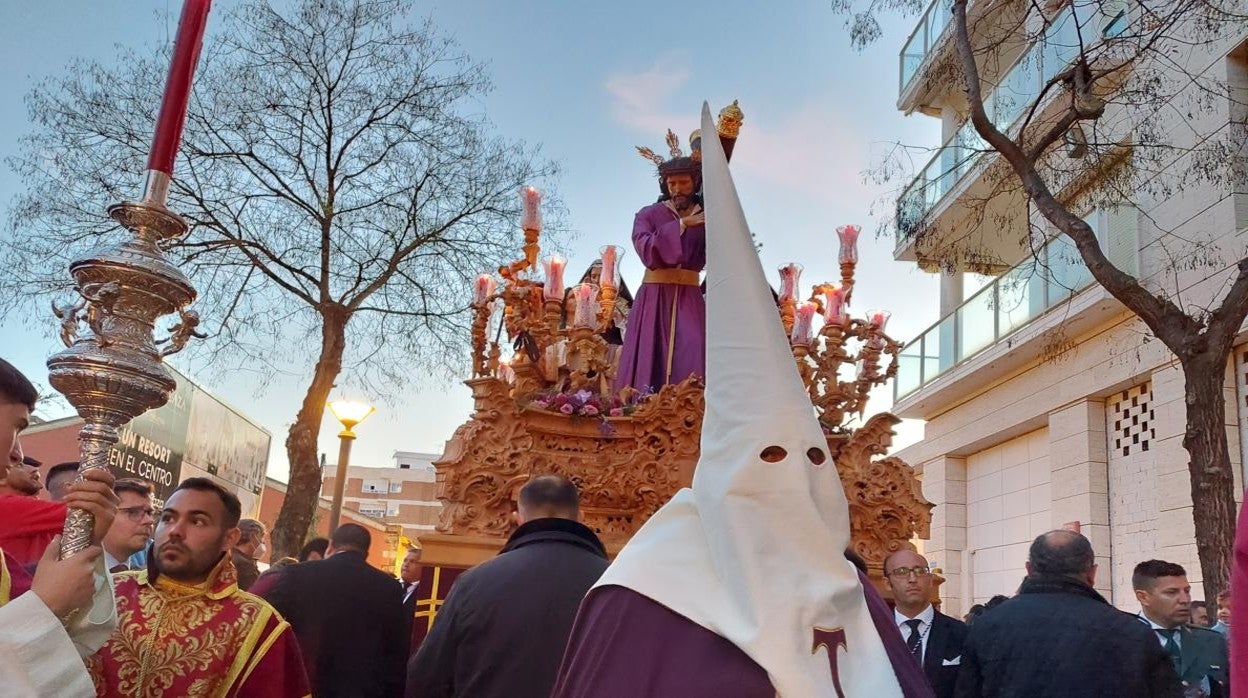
[327,400,375,533]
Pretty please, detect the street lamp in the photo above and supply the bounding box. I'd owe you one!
[327,399,375,532]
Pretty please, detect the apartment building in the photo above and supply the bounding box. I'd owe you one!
[890,0,1248,614]
[320,450,442,542]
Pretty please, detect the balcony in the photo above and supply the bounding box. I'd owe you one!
[893,231,1096,402]
[899,0,953,96]
[896,7,1091,253]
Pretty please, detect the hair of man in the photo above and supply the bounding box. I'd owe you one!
[0,358,38,409]
[45,460,80,489]
[173,477,242,529]
[1132,559,1188,591]
[237,518,268,546]
[1027,529,1095,577]
[298,537,330,562]
[113,477,153,498]
[330,523,371,553]
[517,474,580,521]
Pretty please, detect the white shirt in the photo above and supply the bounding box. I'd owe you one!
[1140,613,1183,650]
[402,581,419,604]
[895,604,935,662]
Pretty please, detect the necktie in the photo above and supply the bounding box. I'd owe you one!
[109,564,129,574]
[1157,628,1181,673]
[904,619,923,659]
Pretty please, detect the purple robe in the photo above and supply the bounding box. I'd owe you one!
[615,201,707,393]
[552,576,935,698]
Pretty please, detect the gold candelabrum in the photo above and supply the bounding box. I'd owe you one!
[793,263,901,435]
[469,202,901,430]
[48,172,201,557]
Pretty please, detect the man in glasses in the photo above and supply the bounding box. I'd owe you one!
[883,549,967,698]
[102,479,155,573]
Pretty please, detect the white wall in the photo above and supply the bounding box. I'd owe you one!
[966,428,1051,604]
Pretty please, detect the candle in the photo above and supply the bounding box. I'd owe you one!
[837,225,861,265]
[571,283,600,328]
[498,358,515,384]
[147,0,214,177]
[473,273,497,306]
[521,187,543,231]
[821,285,846,325]
[791,301,817,346]
[542,255,566,300]
[599,245,624,287]
[867,308,891,331]
[778,263,803,303]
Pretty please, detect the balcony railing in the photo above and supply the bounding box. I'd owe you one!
[899,0,954,95]
[893,230,1096,402]
[895,7,1086,244]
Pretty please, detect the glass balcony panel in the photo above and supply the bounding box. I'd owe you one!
[901,29,926,89]
[956,286,996,359]
[1044,235,1091,303]
[1043,8,1081,80]
[993,46,1041,132]
[895,341,924,398]
[996,265,1036,334]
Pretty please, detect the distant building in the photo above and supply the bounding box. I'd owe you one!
[258,477,395,571]
[320,451,441,544]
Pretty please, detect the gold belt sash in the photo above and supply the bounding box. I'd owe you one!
[643,268,700,286]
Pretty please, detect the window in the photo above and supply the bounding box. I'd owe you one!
[389,481,404,493]
[362,478,388,494]
[1110,383,1155,457]
[1102,0,1128,38]
[387,503,401,517]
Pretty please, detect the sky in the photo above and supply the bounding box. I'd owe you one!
[0,0,942,477]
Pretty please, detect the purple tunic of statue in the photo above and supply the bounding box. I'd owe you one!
[552,575,935,698]
[614,201,707,393]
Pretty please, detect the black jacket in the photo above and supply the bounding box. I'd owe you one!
[406,518,609,698]
[954,575,1182,698]
[256,550,407,697]
[922,609,969,698]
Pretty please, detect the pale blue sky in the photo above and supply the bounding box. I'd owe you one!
[0,1,941,475]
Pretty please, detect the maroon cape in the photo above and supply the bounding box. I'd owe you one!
[552,572,934,698]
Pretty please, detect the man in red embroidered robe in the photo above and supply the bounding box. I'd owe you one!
[89,477,310,697]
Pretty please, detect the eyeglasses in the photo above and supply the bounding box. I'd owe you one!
[887,566,932,579]
[119,506,156,522]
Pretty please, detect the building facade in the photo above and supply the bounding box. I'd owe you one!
[319,451,441,545]
[891,0,1248,614]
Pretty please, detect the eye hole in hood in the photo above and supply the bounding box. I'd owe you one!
[807,447,827,466]
[759,445,787,463]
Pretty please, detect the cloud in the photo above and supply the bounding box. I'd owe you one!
[733,102,872,205]
[603,53,692,135]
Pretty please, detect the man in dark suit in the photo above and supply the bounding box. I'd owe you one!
[1134,559,1229,696]
[400,547,422,656]
[406,475,610,698]
[254,524,406,697]
[884,549,967,698]
[955,531,1180,697]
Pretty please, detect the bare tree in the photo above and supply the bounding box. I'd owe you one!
[838,0,1248,601]
[4,0,560,558]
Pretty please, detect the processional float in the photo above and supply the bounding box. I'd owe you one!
[415,107,934,640]
[49,0,211,558]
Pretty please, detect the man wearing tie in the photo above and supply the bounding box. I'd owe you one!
[884,549,967,698]
[101,478,155,573]
[1134,559,1228,697]
[400,547,422,656]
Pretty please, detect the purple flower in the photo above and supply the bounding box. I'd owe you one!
[559,403,574,414]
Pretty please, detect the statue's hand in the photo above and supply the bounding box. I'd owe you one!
[680,212,705,231]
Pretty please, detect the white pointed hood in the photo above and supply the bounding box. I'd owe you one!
[595,104,902,697]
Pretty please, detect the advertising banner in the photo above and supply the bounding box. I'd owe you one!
[106,366,270,511]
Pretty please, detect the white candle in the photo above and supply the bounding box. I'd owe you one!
[543,255,566,300]
[822,285,846,325]
[837,225,861,265]
[571,283,600,328]
[791,301,817,346]
[473,273,497,306]
[599,245,623,287]
[778,263,802,303]
[521,186,542,231]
